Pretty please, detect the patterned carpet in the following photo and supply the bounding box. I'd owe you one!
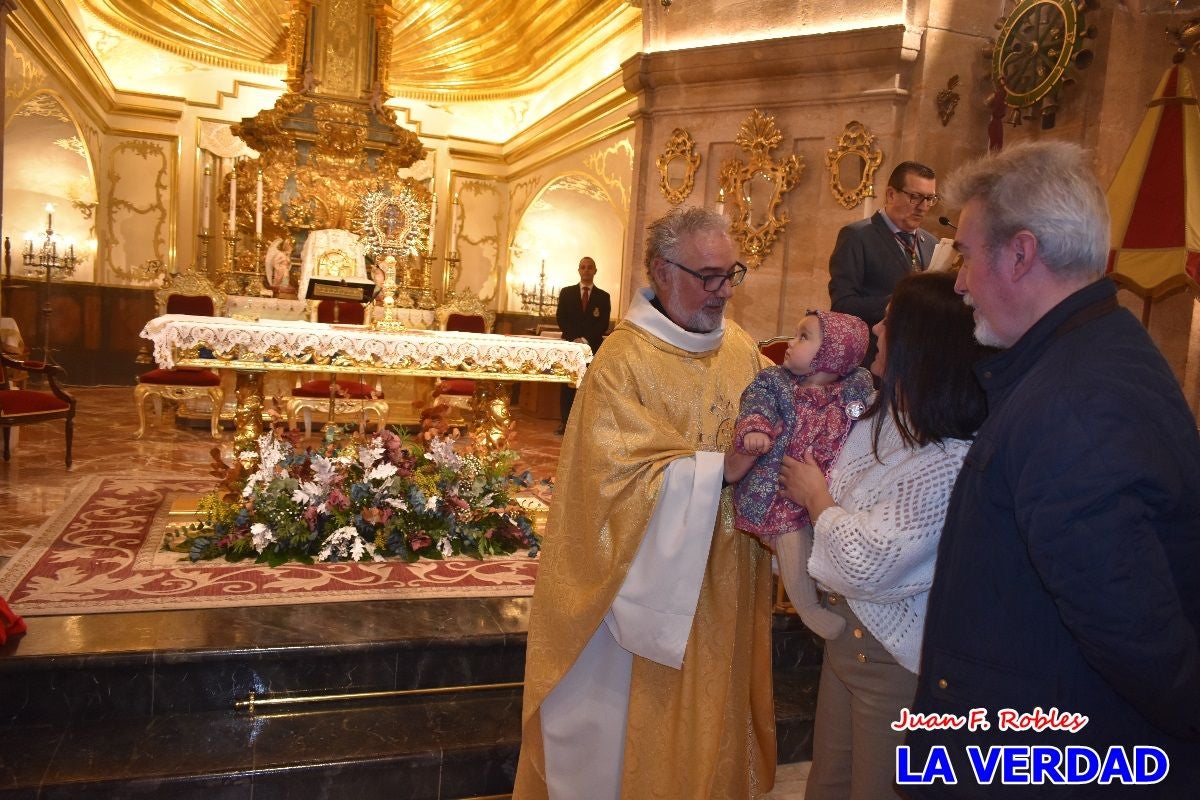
[0,386,562,614]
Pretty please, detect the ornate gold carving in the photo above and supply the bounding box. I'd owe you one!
[154,271,228,316]
[5,40,45,103]
[656,128,701,205]
[936,75,961,127]
[717,110,805,269]
[824,121,884,211]
[13,93,71,123]
[583,138,635,215]
[105,139,170,281]
[435,291,496,333]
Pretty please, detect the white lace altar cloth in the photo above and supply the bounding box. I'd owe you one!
[140,314,590,385]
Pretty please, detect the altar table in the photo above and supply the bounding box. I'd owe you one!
[139,314,591,444]
[140,314,590,384]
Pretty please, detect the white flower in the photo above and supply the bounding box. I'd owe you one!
[292,480,321,504]
[366,462,398,482]
[424,495,439,512]
[317,525,382,563]
[437,536,453,558]
[310,455,338,487]
[424,436,463,470]
[250,522,276,553]
[358,441,385,469]
[384,497,408,510]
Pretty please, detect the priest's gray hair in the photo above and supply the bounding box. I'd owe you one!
[944,141,1109,281]
[644,206,732,290]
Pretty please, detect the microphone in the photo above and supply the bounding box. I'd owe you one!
[938,216,957,230]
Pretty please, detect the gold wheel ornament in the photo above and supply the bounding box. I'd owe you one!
[990,0,1097,129]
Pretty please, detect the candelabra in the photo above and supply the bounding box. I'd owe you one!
[372,255,407,332]
[518,260,558,317]
[220,225,266,295]
[22,204,80,365]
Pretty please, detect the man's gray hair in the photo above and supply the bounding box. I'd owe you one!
[944,141,1110,280]
[643,206,731,290]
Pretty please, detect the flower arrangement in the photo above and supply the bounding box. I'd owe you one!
[182,425,543,566]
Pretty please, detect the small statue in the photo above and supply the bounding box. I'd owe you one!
[264,237,294,291]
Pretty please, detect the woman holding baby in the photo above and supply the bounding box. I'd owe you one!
[730,270,993,799]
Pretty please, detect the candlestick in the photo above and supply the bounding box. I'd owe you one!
[45,203,54,229]
[255,168,263,237]
[202,158,212,227]
[229,162,237,231]
[715,188,725,217]
[427,191,437,252]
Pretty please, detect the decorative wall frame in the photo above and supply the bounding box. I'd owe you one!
[823,121,884,211]
[717,110,805,269]
[990,0,1095,129]
[655,128,701,205]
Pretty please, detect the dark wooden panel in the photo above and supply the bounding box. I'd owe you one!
[1,278,156,386]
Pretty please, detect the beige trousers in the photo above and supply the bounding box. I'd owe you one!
[804,593,917,800]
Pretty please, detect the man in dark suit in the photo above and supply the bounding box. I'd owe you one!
[828,160,939,364]
[555,256,611,435]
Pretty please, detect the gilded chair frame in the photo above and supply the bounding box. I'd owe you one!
[135,271,228,438]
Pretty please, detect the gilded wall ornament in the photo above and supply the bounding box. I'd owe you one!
[824,121,883,211]
[655,128,701,205]
[990,0,1096,129]
[717,110,805,269]
[936,75,961,127]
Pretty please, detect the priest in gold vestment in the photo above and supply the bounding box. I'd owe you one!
[514,208,776,799]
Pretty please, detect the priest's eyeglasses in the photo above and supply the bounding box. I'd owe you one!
[895,188,941,208]
[662,258,748,292]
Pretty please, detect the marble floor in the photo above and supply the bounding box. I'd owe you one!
[0,386,811,798]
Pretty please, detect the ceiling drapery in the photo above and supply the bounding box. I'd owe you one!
[78,0,640,100]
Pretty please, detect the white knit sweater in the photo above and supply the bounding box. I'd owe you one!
[808,412,970,673]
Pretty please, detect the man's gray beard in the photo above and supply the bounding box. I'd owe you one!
[681,304,725,333]
[973,319,1007,349]
[657,272,720,331]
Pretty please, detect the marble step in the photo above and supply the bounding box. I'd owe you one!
[0,671,814,800]
[0,687,523,800]
[0,600,819,797]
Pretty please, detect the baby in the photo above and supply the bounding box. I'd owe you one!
[726,310,872,639]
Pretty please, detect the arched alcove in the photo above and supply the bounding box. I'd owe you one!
[505,174,624,315]
[3,92,98,282]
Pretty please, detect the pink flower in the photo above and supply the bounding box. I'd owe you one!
[409,531,432,551]
[327,487,350,510]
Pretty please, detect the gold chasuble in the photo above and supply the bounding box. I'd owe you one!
[515,290,776,799]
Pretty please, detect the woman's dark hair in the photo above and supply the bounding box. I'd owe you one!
[868,270,994,452]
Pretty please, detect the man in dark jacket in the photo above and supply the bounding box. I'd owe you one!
[905,141,1200,798]
[555,256,610,435]
[828,161,939,365]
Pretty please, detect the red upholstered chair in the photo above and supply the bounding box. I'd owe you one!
[1,352,76,468]
[431,293,497,419]
[758,335,790,365]
[287,300,388,436]
[134,272,227,438]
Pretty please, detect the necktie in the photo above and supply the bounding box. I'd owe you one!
[581,286,590,310]
[896,231,921,270]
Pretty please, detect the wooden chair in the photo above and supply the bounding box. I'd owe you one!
[133,272,227,438]
[431,293,496,417]
[287,300,388,436]
[758,335,790,366]
[1,352,76,468]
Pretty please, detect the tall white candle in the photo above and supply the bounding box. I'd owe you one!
[229,162,237,231]
[45,203,54,230]
[201,157,212,226]
[255,168,264,237]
